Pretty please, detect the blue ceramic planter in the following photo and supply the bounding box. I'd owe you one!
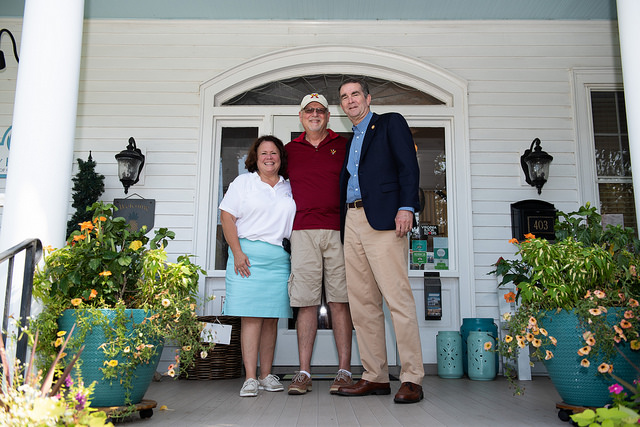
[59,309,163,407]
[541,308,640,408]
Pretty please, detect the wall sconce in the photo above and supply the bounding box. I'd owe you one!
[115,137,145,194]
[0,28,20,70]
[521,138,553,194]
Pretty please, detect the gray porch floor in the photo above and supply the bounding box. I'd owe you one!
[122,374,568,426]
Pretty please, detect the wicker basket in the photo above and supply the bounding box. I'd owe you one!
[181,315,243,380]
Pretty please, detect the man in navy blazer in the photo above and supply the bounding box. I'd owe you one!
[335,77,425,404]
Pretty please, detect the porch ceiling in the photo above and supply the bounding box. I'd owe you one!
[0,0,616,21]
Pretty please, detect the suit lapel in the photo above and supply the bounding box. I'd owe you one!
[360,113,379,159]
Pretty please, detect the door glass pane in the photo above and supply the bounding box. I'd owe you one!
[215,127,259,270]
[590,90,636,232]
[410,127,448,270]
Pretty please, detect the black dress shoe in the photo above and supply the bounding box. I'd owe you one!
[394,382,424,403]
[336,379,391,396]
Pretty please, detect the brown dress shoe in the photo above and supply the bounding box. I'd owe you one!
[394,382,424,403]
[336,379,391,396]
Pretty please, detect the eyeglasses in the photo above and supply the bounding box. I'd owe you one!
[303,107,328,115]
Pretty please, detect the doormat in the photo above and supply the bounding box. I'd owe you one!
[280,373,399,381]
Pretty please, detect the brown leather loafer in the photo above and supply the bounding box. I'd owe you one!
[394,382,424,403]
[336,379,391,396]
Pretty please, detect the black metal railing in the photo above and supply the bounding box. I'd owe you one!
[0,238,43,363]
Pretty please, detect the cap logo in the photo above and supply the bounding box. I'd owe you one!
[310,93,319,98]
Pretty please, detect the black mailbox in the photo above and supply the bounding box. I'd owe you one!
[511,199,556,241]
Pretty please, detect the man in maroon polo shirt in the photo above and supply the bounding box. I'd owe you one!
[285,93,354,395]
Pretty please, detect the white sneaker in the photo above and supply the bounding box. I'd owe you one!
[240,378,259,397]
[258,374,284,392]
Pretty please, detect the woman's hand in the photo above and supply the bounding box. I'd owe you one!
[234,252,251,277]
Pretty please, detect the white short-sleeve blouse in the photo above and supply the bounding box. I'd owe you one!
[219,172,296,247]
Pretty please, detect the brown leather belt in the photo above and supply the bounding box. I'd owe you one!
[347,199,364,209]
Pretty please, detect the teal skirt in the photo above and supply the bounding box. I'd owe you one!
[223,238,293,318]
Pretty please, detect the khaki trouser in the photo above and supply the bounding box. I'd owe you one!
[343,207,424,385]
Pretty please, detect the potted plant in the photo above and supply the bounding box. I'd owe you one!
[492,203,640,408]
[32,202,214,409]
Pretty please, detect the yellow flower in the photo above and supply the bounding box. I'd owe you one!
[124,346,130,353]
[586,336,595,346]
[624,310,635,319]
[588,308,602,316]
[98,271,111,277]
[532,338,542,348]
[107,359,118,367]
[517,339,526,349]
[629,298,639,307]
[539,328,548,336]
[528,316,538,326]
[167,368,176,378]
[162,298,171,307]
[484,342,492,351]
[182,345,191,352]
[620,319,632,329]
[549,336,557,345]
[630,340,640,350]
[504,335,513,343]
[56,331,67,337]
[129,240,143,251]
[502,312,512,321]
[593,290,606,299]
[581,359,590,368]
[54,337,64,347]
[583,331,593,341]
[71,298,82,306]
[526,333,534,342]
[545,350,554,360]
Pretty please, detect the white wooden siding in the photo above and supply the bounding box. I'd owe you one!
[0,17,621,364]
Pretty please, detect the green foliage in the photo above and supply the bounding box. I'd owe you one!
[66,153,105,238]
[571,406,640,427]
[33,202,214,407]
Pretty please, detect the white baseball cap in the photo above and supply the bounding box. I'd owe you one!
[300,93,329,110]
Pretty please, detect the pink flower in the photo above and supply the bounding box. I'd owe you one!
[608,383,624,395]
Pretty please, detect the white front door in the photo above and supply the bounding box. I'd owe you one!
[271,114,398,368]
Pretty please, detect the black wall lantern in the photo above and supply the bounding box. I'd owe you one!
[115,137,145,194]
[521,138,553,195]
[0,28,20,70]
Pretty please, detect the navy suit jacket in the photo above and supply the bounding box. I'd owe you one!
[340,112,420,238]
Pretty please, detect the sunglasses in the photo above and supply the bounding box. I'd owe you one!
[303,107,328,115]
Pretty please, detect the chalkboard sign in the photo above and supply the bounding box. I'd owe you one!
[511,199,555,241]
[113,198,156,232]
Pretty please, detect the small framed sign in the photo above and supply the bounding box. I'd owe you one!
[114,198,156,232]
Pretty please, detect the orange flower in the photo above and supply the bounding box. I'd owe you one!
[71,298,82,306]
[593,290,606,299]
[93,216,107,223]
[588,308,602,316]
[73,234,86,242]
[523,233,536,240]
[586,336,596,346]
[581,359,590,368]
[79,221,94,232]
[526,333,534,342]
[89,289,98,299]
[528,316,538,326]
[532,338,542,348]
[577,346,591,356]
[508,238,518,244]
[504,335,513,343]
[99,271,112,277]
[624,310,634,319]
[484,342,493,351]
[597,363,610,373]
[584,290,592,299]
[549,336,557,345]
[545,350,554,360]
[504,292,516,303]
[620,319,632,329]
[629,298,639,307]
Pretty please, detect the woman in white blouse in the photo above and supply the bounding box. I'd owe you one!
[219,135,296,397]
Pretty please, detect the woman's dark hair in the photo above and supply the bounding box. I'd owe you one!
[245,135,289,180]
[338,77,370,97]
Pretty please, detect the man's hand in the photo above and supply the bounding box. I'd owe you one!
[395,209,413,237]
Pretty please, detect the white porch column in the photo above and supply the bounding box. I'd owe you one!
[617,0,640,229]
[0,0,85,315]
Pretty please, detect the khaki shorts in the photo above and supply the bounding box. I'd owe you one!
[288,229,348,307]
